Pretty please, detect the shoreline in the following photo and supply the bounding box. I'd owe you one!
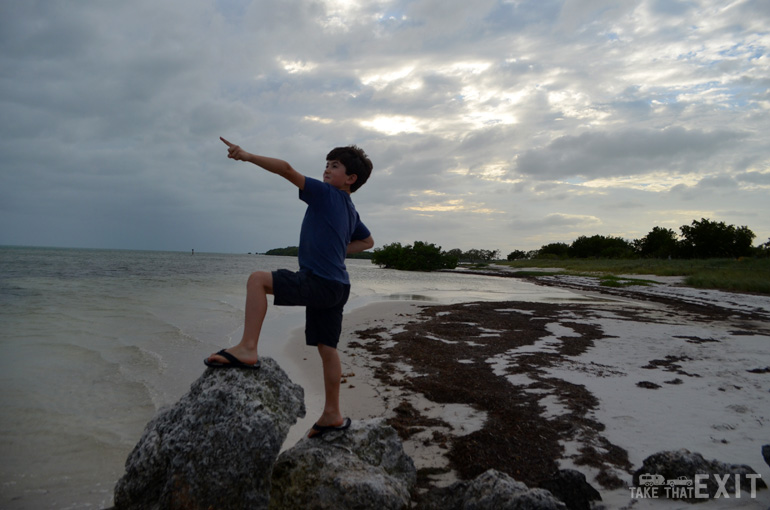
[280,275,770,507]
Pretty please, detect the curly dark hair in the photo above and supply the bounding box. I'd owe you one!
[326,145,373,192]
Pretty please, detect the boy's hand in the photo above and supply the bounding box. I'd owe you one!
[220,137,249,161]
[219,137,305,189]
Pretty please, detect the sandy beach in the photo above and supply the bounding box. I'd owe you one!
[281,272,770,509]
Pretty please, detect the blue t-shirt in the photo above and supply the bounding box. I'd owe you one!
[297,177,370,285]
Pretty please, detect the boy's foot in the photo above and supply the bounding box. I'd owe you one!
[308,417,351,438]
[204,349,260,370]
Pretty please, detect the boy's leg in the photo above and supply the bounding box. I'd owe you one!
[242,270,273,346]
[207,270,272,365]
[315,344,344,429]
[305,283,349,436]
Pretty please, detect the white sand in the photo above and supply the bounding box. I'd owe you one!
[276,279,770,508]
[534,294,770,508]
[279,301,427,445]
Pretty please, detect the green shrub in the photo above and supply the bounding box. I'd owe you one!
[372,241,458,271]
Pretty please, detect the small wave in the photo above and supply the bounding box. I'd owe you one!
[385,293,438,302]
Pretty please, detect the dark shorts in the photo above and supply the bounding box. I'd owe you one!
[272,269,351,349]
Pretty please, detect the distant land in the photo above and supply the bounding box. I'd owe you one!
[264,246,299,256]
[263,246,373,259]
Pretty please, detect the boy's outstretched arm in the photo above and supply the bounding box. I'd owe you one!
[220,137,305,190]
[347,236,374,255]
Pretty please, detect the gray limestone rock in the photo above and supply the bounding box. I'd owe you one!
[113,357,305,510]
[633,449,767,501]
[539,469,602,510]
[420,469,568,510]
[269,418,416,510]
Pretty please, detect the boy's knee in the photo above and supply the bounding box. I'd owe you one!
[317,343,338,359]
[247,271,272,293]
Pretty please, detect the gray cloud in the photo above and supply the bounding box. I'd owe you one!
[1,0,768,254]
[737,171,770,185]
[514,128,747,181]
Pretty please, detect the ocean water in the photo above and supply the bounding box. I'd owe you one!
[0,246,570,509]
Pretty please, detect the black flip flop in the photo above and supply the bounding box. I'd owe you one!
[204,349,261,370]
[309,417,352,438]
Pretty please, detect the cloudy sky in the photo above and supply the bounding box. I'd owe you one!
[2,0,768,255]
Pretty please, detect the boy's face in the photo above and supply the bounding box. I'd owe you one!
[323,159,357,191]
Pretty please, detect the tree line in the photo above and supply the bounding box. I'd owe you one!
[267,218,767,271]
[371,218,768,271]
[514,218,764,261]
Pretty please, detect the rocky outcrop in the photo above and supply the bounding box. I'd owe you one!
[269,418,416,510]
[419,469,567,510]
[113,358,305,510]
[538,469,602,510]
[110,356,606,510]
[633,449,767,501]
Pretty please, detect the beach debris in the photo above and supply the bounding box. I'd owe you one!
[270,418,416,510]
[113,357,305,510]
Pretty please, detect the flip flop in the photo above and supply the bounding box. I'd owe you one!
[204,349,261,370]
[309,417,352,438]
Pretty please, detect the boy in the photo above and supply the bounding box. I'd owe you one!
[206,137,374,438]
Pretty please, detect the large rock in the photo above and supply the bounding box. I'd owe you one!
[633,449,767,501]
[538,469,601,510]
[420,469,567,510]
[114,357,305,510]
[269,418,416,510]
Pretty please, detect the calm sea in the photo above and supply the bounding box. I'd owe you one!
[0,246,569,509]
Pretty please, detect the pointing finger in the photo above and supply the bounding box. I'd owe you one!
[220,137,234,147]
